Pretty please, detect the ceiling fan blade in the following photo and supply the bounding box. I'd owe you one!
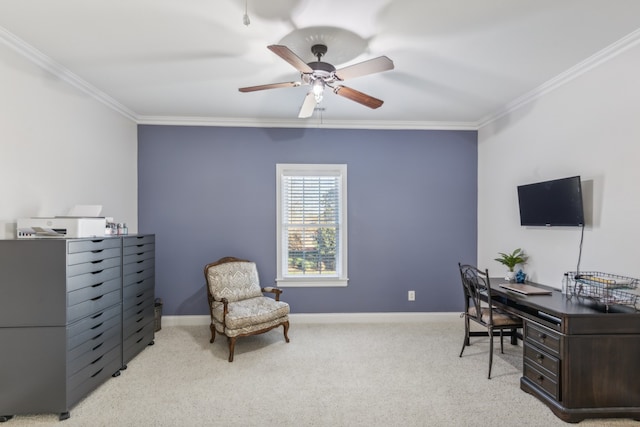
[268,45,313,73]
[333,85,384,109]
[298,92,317,118]
[334,56,394,81]
[239,81,301,92]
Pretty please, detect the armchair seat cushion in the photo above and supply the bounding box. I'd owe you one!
[212,296,290,332]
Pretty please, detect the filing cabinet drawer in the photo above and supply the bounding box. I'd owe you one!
[123,258,155,276]
[67,327,121,376]
[67,266,120,293]
[67,253,121,277]
[524,343,559,378]
[67,345,121,392]
[123,287,154,310]
[123,325,154,362]
[524,362,560,401]
[67,278,120,307]
[67,305,121,350]
[68,238,121,254]
[123,235,155,247]
[124,302,154,335]
[123,247,155,264]
[67,355,122,409]
[67,247,121,267]
[67,289,121,324]
[68,321,121,363]
[123,270,154,287]
[525,322,561,356]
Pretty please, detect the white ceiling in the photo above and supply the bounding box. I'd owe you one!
[1,0,640,129]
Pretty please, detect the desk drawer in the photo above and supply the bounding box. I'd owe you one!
[525,322,561,356]
[524,362,560,401]
[524,343,559,378]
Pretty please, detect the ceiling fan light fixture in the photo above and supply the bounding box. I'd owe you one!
[312,79,324,103]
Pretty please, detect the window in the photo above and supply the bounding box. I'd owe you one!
[276,164,348,287]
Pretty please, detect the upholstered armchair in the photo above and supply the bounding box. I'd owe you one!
[204,257,290,362]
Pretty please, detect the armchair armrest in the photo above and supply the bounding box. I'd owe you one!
[262,286,283,301]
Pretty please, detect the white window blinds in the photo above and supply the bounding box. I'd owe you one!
[276,164,348,287]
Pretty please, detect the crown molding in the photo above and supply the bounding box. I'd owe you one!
[476,28,640,129]
[0,25,138,122]
[136,115,478,131]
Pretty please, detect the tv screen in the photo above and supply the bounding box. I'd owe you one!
[517,176,584,227]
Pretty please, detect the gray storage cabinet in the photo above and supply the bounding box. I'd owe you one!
[122,235,156,365]
[0,235,155,421]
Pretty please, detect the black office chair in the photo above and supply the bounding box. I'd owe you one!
[458,263,523,379]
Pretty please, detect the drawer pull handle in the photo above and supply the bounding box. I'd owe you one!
[92,332,104,341]
[536,354,544,364]
[92,282,104,288]
[137,260,144,264]
[537,333,546,342]
[91,239,105,243]
[91,249,104,254]
[136,309,144,315]
[536,375,544,384]
[136,292,144,298]
[91,259,104,264]
[137,252,144,256]
[91,270,104,275]
[90,322,104,330]
[137,280,144,284]
[91,295,104,301]
[137,270,144,274]
[91,368,104,378]
[91,312,104,320]
[136,301,144,307]
[136,326,144,333]
[91,355,104,365]
[92,342,103,351]
[136,316,144,323]
[136,337,144,344]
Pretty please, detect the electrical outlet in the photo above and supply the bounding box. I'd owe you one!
[408,290,415,301]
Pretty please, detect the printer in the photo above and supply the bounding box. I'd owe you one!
[17,217,107,238]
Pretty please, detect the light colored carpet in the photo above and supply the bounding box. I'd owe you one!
[7,316,639,426]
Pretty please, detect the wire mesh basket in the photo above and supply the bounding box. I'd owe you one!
[565,271,639,311]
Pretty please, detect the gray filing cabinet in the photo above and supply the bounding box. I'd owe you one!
[0,235,155,421]
[122,235,156,365]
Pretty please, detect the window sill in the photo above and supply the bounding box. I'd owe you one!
[276,278,348,288]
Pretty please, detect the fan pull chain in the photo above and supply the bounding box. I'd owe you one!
[243,0,250,26]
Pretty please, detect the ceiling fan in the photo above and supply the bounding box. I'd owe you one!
[239,44,394,118]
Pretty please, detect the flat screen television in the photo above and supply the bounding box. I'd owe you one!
[517,176,584,227]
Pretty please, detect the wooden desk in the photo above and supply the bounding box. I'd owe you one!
[490,279,640,423]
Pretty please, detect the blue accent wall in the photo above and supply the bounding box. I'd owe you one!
[138,125,477,315]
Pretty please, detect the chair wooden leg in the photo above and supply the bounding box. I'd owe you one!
[500,329,504,354]
[283,321,290,343]
[209,324,216,343]
[228,337,236,362]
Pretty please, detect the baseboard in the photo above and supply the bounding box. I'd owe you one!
[161,312,461,327]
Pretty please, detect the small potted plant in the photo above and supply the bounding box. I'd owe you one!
[495,248,528,281]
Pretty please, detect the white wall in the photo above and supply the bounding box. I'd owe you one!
[0,42,138,239]
[478,42,640,288]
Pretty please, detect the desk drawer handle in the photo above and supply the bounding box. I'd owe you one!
[536,354,544,364]
[537,333,546,342]
[536,375,544,384]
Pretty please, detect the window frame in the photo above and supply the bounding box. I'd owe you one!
[276,163,348,287]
